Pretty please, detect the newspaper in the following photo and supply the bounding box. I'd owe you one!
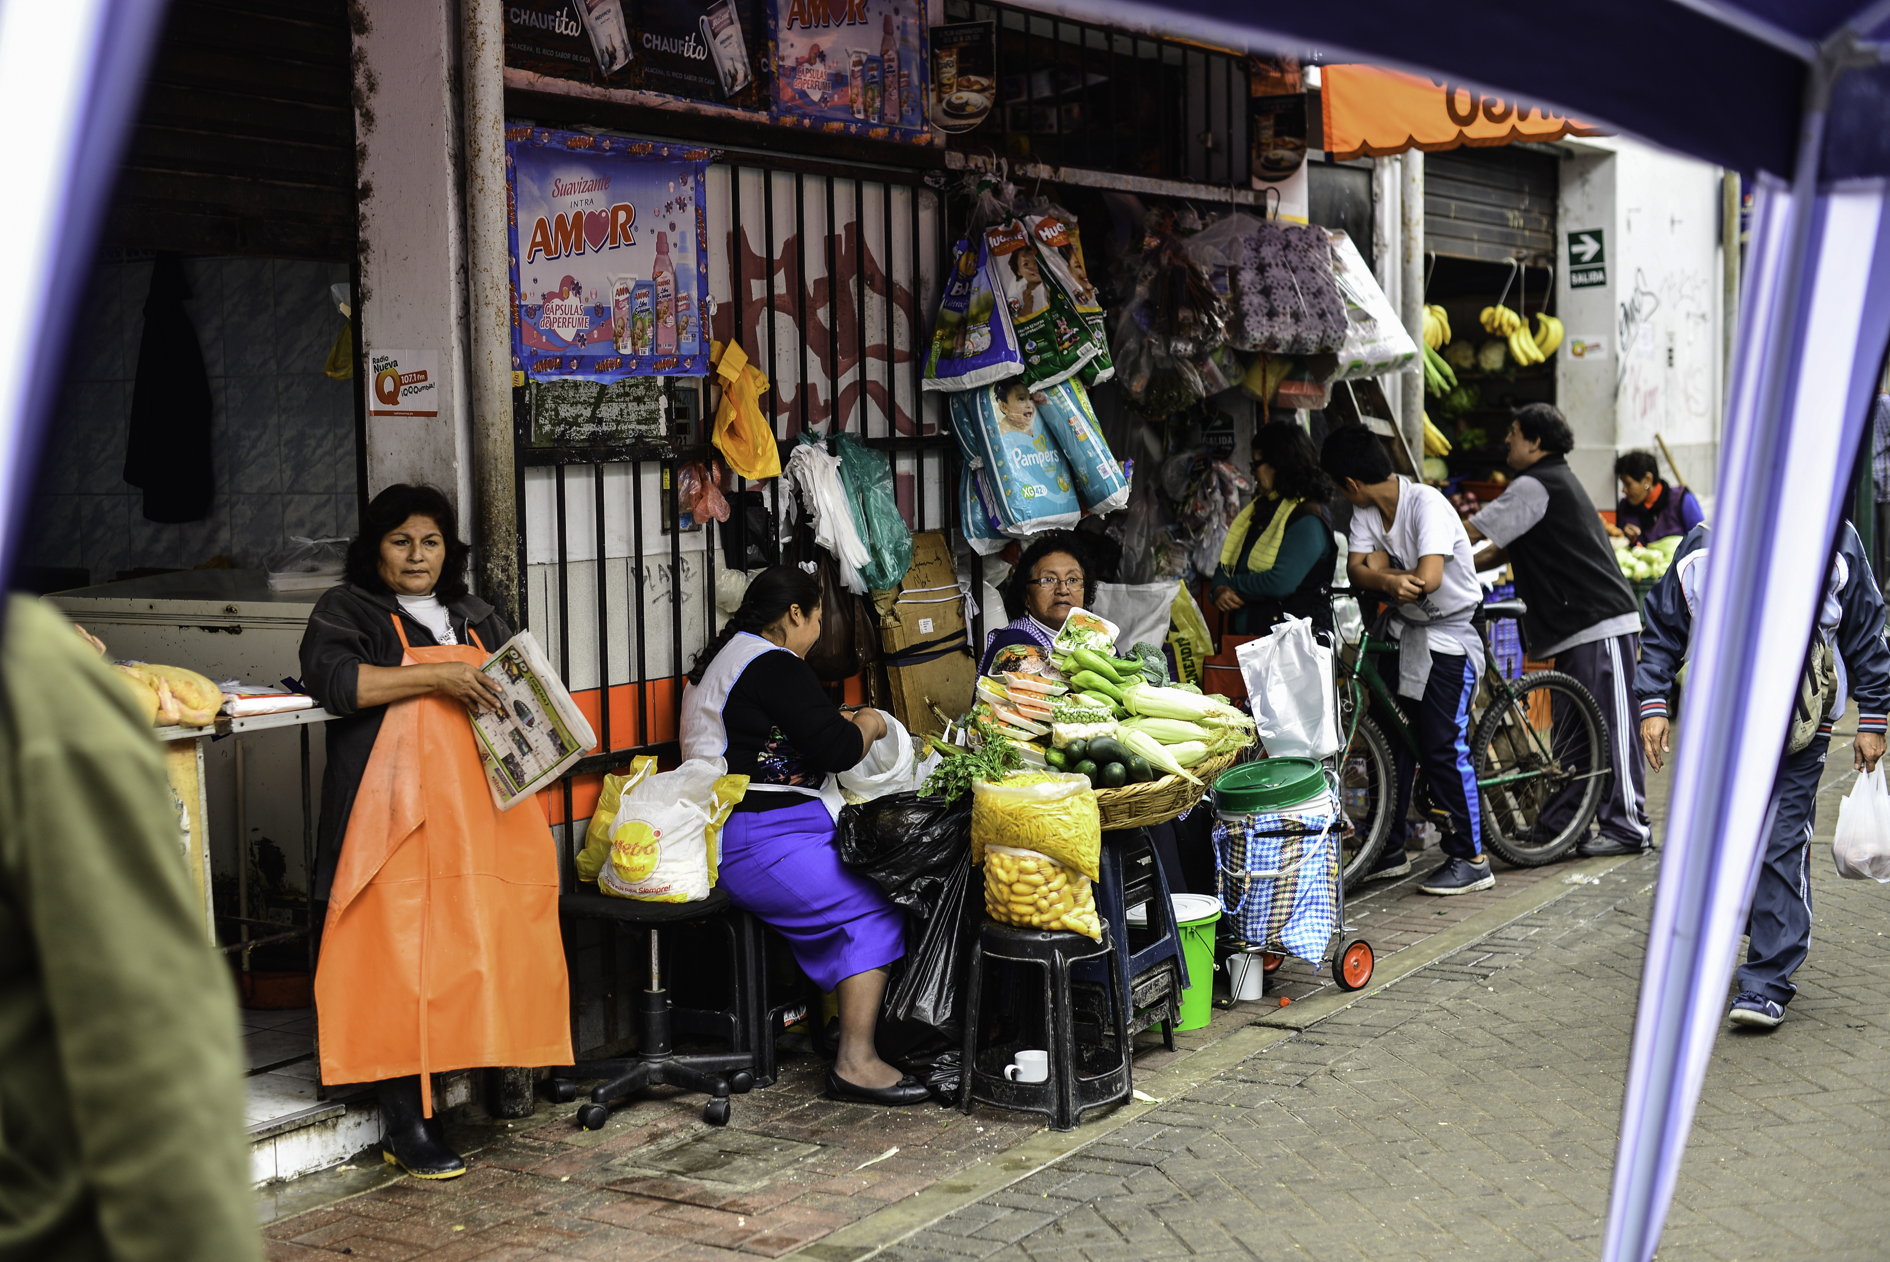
[469,630,598,810]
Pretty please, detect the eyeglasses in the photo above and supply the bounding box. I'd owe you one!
[1028,576,1084,591]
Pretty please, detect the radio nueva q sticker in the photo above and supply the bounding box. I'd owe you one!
[367,349,441,417]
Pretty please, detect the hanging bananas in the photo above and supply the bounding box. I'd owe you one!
[1421,303,1452,350]
[1421,343,1458,396]
[1479,304,1523,337]
[1422,412,1452,457]
[1533,312,1564,358]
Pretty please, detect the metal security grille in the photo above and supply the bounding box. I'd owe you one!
[512,151,960,837]
[1425,147,1559,266]
[939,0,1250,186]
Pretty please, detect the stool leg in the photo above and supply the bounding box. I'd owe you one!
[960,932,984,1115]
[1098,836,1133,1046]
[1110,936,1132,1105]
[1049,949,1076,1131]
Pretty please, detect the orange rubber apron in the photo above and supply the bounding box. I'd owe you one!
[315,616,571,1112]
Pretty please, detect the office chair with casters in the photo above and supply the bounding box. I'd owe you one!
[549,886,760,1128]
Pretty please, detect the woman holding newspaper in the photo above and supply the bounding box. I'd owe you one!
[300,484,571,1179]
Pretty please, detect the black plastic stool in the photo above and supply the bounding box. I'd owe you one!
[960,919,1131,1131]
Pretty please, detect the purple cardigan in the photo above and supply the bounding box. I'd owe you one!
[1615,480,1703,543]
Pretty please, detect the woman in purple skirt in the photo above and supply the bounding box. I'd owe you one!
[679,566,928,1106]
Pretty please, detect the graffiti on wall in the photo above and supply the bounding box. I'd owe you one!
[1616,266,1713,448]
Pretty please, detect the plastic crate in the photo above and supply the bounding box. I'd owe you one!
[1484,581,1525,680]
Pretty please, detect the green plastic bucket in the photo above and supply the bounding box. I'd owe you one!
[1171,893,1222,1031]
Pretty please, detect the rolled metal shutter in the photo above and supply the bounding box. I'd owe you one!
[1424,147,1557,265]
[112,0,356,262]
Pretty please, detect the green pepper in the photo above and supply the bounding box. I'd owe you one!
[1078,690,1118,712]
[1070,670,1125,704]
[1072,648,1130,683]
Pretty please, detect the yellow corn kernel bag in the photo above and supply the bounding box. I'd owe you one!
[981,844,1101,940]
[970,770,1101,879]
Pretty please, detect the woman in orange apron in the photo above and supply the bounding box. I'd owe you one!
[300,485,571,1178]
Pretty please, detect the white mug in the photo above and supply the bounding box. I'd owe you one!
[1004,1049,1049,1083]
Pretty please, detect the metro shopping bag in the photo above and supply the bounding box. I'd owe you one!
[1237,616,1339,760]
[1833,766,1890,881]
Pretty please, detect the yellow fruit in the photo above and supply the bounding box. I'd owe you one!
[123,663,223,727]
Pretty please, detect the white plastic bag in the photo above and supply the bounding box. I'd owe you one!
[836,711,940,803]
[266,536,349,591]
[1237,615,1338,760]
[597,758,746,903]
[1092,582,1177,654]
[1325,230,1419,382]
[1833,766,1890,881]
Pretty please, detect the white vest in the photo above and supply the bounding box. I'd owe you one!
[678,631,844,821]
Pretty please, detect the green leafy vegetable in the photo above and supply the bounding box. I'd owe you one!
[922,720,1024,802]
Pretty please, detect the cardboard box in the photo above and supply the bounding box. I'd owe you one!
[875,531,976,734]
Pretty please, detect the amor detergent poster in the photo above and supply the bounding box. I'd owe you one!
[506,127,711,381]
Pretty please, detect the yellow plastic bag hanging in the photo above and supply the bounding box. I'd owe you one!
[710,339,780,481]
[1170,580,1214,665]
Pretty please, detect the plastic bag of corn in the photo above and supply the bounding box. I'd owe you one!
[969,770,1101,879]
[981,844,1102,940]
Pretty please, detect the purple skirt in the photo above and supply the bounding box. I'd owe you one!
[718,797,906,991]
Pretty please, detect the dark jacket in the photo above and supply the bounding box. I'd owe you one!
[1502,455,1640,652]
[300,583,512,901]
[1615,479,1704,544]
[1634,522,1890,736]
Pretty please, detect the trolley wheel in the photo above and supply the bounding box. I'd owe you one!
[703,1098,732,1127]
[1332,940,1374,992]
[1261,952,1285,974]
[547,1080,578,1104]
[728,1071,755,1095]
[575,1102,610,1131]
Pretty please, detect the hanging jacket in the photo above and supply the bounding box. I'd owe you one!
[124,253,215,523]
[1635,521,1890,739]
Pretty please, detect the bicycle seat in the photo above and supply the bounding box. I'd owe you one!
[1478,598,1528,623]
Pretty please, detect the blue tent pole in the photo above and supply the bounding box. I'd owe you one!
[1605,39,1890,1262]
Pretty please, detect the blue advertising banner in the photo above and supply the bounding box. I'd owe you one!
[772,0,929,143]
[506,127,711,381]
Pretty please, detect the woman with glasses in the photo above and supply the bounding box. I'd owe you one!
[1208,422,1338,634]
[978,532,1098,676]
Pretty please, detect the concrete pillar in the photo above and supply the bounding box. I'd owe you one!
[1399,150,1426,465]
[1373,157,1403,428]
[352,0,474,518]
[462,0,519,618]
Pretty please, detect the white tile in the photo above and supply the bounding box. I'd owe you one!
[243,1028,310,1070]
[245,1071,322,1125]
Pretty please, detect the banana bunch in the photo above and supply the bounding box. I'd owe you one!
[1423,412,1453,457]
[1532,312,1565,358]
[1479,303,1524,337]
[1421,342,1458,397]
[1421,303,1452,350]
[1507,321,1545,367]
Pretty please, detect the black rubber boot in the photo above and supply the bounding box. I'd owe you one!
[376,1076,467,1179]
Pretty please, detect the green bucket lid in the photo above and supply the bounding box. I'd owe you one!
[1212,757,1325,814]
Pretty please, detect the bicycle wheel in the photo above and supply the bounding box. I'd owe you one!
[1471,670,1609,866]
[1335,712,1395,888]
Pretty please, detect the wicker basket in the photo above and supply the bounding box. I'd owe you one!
[1093,747,1249,832]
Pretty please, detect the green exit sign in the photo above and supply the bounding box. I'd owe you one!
[1568,229,1607,288]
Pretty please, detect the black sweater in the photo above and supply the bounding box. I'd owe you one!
[716,649,865,811]
[299,583,512,901]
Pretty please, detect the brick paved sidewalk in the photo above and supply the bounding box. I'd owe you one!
[261,761,1683,1261]
[881,737,1890,1262]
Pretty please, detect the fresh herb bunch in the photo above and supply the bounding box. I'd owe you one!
[922,720,1024,802]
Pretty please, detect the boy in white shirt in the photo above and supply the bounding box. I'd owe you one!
[1321,425,1493,895]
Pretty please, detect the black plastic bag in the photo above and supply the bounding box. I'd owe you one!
[836,793,971,920]
[879,857,977,1101]
[720,490,779,571]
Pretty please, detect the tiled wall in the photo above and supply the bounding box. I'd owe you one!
[24,255,359,585]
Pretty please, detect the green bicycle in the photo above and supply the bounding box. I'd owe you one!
[1330,593,1611,882]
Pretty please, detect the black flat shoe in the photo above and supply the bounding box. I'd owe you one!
[825,1068,933,1106]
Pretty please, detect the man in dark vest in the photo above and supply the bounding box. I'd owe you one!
[1465,404,1651,857]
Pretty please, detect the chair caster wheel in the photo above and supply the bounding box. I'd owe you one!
[729,1071,754,1094]
[575,1102,609,1131]
[703,1098,731,1126]
[548,1080,578,1104]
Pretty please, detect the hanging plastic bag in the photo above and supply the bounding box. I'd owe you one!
[947,386,1082,536]
[1230,220,1348,355]
[833,431,913,592]
[1025,212,1112,384]
[676,459,731,524]
[923,234,1023,392]
[1833,767,1890,881]
[266,536,349,592]
[785,439,873,594]
[710,339,780,481]
[576,757,749,903]
[1169,580,1215,666]
[1325,231,1419,382]
[1033,379,1130,515]
[1092,581,1178,653]
[984,217,1097,389]
[1237,616,1338,760]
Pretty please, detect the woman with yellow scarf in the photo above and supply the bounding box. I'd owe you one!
[1209,422,1338,635]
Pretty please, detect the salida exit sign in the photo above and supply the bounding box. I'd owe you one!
[1568,229,1606,288]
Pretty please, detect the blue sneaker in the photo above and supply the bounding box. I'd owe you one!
[1729,992,1784,1029]
[1417,856,1495,896]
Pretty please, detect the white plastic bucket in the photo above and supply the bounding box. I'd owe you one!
[1225,951,1267,1001]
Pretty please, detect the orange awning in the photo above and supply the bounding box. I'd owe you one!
[1320,65,1608,162]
